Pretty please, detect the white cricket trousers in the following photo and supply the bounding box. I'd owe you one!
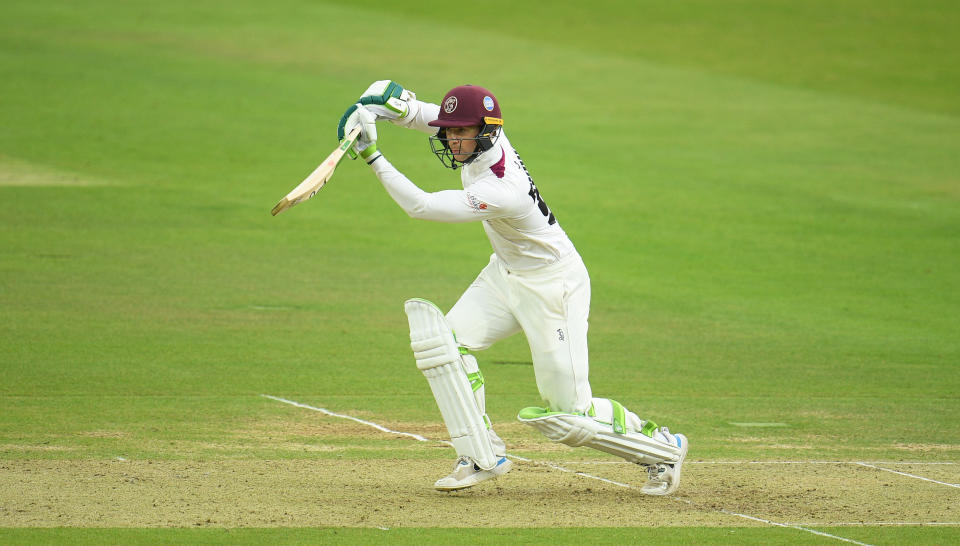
[446,252,594,414]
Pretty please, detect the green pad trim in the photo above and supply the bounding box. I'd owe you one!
[610,399,627,435]
[517,406,591,421]
[517,406,579,420]
[467,370,484,393]
[640,420,658,438]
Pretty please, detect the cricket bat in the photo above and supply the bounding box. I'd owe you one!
[271,126,362,216]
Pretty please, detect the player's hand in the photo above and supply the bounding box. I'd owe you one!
[350,105,381,164]
[337,81,413,159]
[358,80,416,121]
[338,103,377,160]
[338,81,413,141]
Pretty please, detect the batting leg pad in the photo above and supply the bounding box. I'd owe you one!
[517,406,682,465]
[405,298,497,470]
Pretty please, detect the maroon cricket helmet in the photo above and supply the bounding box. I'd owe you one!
[428,85,503,128]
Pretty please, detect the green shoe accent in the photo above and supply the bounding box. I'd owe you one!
[587,402,596,418]
[458,346,469,355]
[467,370,484,393]
[611,400,627,435]
[640,420,658,438]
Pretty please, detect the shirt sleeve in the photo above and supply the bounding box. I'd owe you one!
[389,99,440,136]
[370,157,520,223]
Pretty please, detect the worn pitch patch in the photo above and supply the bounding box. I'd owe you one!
[0,156,113,187]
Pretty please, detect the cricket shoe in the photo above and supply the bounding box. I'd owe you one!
[434,455,513,491]
[640,428,688,496]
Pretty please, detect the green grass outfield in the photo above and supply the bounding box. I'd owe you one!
[1,0,958,543]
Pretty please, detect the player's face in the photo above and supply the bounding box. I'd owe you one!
[446,125,481,162]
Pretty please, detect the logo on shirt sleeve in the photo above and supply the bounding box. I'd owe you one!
[466,192,488,211]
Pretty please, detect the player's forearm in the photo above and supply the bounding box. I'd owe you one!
[389,100,440,135]
[369,157,480,223]
[369,157,431,217]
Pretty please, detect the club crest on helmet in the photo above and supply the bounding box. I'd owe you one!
[483,96,494,111]
[443,96,458,114]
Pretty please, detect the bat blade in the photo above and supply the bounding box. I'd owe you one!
[271,126,362,216]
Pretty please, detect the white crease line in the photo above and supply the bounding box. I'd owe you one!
[665,497,871,545]
[260,394,432,443]
[261,396,631,487]
[540,462,633,488]
[724,511,871,546]
[856,462,960,489]
[259,396,627,486]
[263,394,872,545]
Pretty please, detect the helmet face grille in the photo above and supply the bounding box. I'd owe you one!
[429,125,501,170]
[429,131,462,170]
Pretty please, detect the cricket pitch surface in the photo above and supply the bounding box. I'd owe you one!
[2,417,956,530]
[2,459,957,529]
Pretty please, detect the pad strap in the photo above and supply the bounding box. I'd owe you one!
[611,399,627,434]
[466,370,484,393]
[517,406,681,465]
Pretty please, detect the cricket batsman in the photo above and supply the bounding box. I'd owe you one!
[337,81,688,495]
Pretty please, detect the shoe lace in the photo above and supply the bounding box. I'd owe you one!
[454,455,478,471]
[654,426,678,446]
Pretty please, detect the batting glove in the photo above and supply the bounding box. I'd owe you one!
[351,105,381,164]
[337,80,414,142]
[337,81,413,159]
[337,102,376,160]
[358,80,416,121]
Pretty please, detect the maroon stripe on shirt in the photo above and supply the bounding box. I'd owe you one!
[490,148,506,178]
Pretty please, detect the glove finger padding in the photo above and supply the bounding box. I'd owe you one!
[360,97,410,121]
[353,105,377,151]
[353,105,381,163]
[338,103,380,160]
[362,80,416,103]
[336,104,361,159]
[359,80,415,121]
[337,103,359,141]
[337,102,386,141]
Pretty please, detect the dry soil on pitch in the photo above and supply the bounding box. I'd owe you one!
[1,456,956,528]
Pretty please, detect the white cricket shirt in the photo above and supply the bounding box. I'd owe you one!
[370,100,577,272]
